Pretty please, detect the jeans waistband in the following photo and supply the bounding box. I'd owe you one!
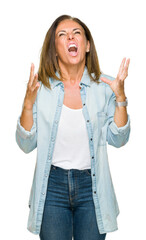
[51,164,91,173]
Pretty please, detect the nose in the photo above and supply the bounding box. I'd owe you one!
[67,32,74,40]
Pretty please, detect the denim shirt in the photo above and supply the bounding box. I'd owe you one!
[15,67,130,234]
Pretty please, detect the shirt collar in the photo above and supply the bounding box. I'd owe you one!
[49,66,91,89]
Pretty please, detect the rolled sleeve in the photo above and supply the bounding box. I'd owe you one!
[106,89,131,148]
[16,116,36,140]
[109,114,130,135]
[107,114,131,149]
[15,99,37,153]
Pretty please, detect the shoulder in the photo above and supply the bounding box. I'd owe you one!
[97,74,116,107]
[99,73,115,83]
[97,73,115,98]
[37,80,53,94]
[90,73,115,85]
[91,73,115,99]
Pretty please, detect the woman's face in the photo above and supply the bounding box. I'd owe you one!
[55,19,90,67]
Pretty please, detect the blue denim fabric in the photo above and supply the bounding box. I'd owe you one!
[39,164,106,240]
[15,67,130,235]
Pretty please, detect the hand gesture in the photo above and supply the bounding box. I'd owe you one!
[23,63,40,110]
[100,58,130,101]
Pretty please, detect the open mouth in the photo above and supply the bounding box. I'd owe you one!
[68,43,78,56]
[68,44,78,52]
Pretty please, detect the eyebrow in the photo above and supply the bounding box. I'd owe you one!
[56,28,82,35]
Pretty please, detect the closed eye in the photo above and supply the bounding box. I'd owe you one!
[58,33,66,37]
[74,31,81,34]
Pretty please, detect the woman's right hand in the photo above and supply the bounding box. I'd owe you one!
[23,63,40,110]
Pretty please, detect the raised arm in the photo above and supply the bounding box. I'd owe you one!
[16,64,40,153]
[20,63,40,131]
[101,58,130,148]
[100,58,130,127]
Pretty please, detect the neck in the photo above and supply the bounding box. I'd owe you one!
[58,61,85,85]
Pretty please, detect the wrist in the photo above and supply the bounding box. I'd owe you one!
[23,101,33,111]
[22,107,33,112]
[115,96,128,107]
[23,96,35,109]
[116,94,126,102]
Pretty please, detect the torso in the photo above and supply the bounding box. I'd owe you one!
[63,83,82,109]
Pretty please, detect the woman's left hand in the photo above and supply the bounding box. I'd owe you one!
[100,58,130,101]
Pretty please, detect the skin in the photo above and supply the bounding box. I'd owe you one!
[20,64,40,130]
[55,19,90,109]
[100,57,130,126]
[20,19,130,130]
[55,19,90,81]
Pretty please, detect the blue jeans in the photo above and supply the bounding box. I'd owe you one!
[39,165,107,240]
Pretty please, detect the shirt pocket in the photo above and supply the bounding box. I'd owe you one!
[96,112,107,146]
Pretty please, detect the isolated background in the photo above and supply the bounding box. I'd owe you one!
[0,0,146,239]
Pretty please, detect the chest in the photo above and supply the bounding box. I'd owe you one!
[63,85,82,109]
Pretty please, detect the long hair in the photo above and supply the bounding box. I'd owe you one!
[38,15,101,89]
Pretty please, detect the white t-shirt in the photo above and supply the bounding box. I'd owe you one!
[52,104,91,170]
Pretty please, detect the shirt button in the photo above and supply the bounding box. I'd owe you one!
[87,120,89,123]
[42,193,45,195]
[55,120,58,124]
[93,174,95,176]
[94,191,96,194]
[83,103,86,106]
[90,138,93,141]
[92,156,94,159]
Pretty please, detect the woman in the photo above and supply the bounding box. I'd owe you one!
[16,15,130,240]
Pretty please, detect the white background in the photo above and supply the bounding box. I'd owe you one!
[0,0,146,239]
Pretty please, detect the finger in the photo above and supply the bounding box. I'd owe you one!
[120,58,130,81]
[33,82,40,94]
[31,73,38,90]
[32,81,40,96]
[28,63,35,86]
[125,58,130,72]
[100,77,112,85]
[118,57,126,76]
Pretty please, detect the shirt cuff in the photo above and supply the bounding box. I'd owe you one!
[109,114,130,135]
[16,116,36,140]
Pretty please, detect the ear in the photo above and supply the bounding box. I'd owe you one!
[86,40,90,53]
